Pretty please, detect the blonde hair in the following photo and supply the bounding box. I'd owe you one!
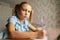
[12,2,33,23]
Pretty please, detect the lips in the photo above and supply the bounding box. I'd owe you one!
[24,16,27,18]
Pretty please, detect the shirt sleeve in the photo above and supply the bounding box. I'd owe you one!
[28,23,31,27]
[8,16,16,25]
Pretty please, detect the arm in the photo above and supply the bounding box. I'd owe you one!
[29,25,38,32]
[29,25,47,38]
[8,22,38,38]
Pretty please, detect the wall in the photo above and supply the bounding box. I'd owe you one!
[30,0,60,28]
[0,2,12,32]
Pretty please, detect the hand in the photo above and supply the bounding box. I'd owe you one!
[37,30,47,38]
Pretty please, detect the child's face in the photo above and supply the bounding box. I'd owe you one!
[17,4,32,20]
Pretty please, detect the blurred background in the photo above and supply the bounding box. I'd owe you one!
[0,0,60,40]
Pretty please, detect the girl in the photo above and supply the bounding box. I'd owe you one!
[3,2,47,39]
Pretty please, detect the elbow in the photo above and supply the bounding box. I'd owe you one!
[8,31,15,38]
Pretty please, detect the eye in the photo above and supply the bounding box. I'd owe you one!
[28,11,31,13]
[21,8,31,13]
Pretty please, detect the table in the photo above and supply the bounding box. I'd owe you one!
[0,36,48,40]
[0,38,31,40]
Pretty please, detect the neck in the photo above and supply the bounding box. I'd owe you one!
[19,18,25,24]
[16,15,25,24]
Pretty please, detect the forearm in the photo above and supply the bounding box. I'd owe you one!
[8,31,38,38]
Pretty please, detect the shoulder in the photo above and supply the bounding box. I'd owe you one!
[25,20,31,26]
[8,16,18,21]
[9,16,17,19]
[7,16,18,24]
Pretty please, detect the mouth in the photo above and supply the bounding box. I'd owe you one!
[24,16,27,18]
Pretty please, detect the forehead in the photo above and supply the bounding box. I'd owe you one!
[21,4,32,11]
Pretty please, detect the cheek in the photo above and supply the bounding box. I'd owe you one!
[19,11,24,16]
[27,13,30,18]
[28,13,30,16]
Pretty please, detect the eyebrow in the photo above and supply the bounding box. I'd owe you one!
[21,8,31,11]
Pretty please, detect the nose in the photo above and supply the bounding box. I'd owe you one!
[25,10,28,15]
